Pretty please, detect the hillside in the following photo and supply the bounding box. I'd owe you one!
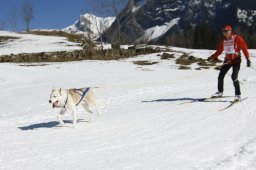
[0,30,82,56]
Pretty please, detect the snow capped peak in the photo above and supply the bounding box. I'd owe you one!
[63,13,115,40]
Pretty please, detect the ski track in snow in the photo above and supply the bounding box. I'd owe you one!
[209,136,256,169]
[1,51,256,169]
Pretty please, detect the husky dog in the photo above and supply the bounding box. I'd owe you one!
[49,87,99,128]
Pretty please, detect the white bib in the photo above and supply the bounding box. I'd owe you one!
[223,36,236,54]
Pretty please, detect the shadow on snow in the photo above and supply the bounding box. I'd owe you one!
[18,119,86,131]
[141,97,231,103]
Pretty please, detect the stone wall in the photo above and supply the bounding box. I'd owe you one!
[0,45,167,63]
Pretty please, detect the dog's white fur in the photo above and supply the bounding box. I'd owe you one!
[49,87,99,128]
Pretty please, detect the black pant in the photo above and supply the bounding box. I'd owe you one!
[218,63,241,95]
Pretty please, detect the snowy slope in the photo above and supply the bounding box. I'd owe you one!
[0,31,82,55]
[63,13,115,40]
[1,44,256,169]
[138,18,180,42]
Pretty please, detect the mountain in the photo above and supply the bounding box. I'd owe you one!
[102,0,256,49]
[63,13,115,40]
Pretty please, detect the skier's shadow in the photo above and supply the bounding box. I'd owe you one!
[18,119,86,131]
[142,97,231,103]
[142,97,202,102]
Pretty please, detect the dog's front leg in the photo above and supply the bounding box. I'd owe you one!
[57,108,66,125]
[71,108,77,128]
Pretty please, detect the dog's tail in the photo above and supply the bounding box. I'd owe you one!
[86,89,100,116]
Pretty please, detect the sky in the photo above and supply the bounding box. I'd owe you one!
[0,0,122,32]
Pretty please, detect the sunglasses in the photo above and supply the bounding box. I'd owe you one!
[222,30,230,33]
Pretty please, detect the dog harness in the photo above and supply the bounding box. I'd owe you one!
[63,88,90,108]
[74,88,90,106]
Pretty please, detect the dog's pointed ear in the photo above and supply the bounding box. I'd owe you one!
[52,87,56,92]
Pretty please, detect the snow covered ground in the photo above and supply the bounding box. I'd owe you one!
[1,32,256,169]
[1,54,256,170]
[0,31,82,55]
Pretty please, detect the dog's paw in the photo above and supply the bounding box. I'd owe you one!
[58,121,65,126]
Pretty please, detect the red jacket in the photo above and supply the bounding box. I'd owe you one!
[211,34,249,64]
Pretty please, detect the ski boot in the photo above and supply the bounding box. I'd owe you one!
[234,95,241,102]
[211,92,223,98]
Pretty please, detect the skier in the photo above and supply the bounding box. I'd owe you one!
[207,25,251,101]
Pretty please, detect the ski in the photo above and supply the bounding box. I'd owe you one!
[219,97,248,111]
[179,96,232,105]
[179,98,207,104]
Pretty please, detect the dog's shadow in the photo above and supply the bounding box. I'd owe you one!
[18,119,86,131]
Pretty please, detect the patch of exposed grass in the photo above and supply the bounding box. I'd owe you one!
[179,65,191,70]
[0,36,19,44]
[133,60,158,65]
[197,60,216,67]
[161,52,175,60]
[28,30,84,43]
[175,53,222,71]
[19,63,49,67]
[214,65,222,70]
[195,67,210,70]
[176,53,200,65]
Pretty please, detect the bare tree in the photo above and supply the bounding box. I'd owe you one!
[106,0,127,44]
[21,0,34,32]
[88,0,110,50]
[85,16,93,41]
[9,6,18,32]
[78,14,93,42]
[95,16,107,50]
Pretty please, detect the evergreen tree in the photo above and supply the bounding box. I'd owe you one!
[247,25,256,48]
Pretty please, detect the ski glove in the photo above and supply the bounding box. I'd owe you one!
[207,56,212,61]
[247,59,251,67]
